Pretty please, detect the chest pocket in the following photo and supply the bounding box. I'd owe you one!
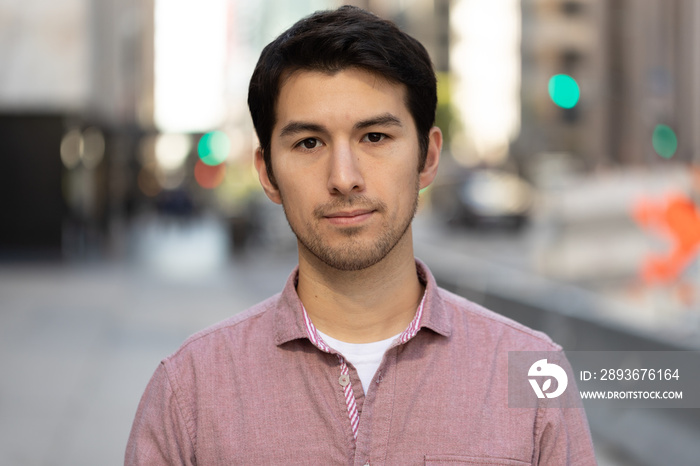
[425,454,530,465]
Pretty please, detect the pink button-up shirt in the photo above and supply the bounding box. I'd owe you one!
[126,260,596,465]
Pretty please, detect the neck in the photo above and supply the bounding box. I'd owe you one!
[296,227,424,344]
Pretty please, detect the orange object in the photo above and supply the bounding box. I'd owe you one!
[633,194,700,283]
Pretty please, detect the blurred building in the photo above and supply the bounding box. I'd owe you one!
[0,0,92,258]
[517,0,700,177]
[517,0,606,174]
[605,0,700,167]
[346,0,450,73]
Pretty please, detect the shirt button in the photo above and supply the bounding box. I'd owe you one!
[338,374,350,387]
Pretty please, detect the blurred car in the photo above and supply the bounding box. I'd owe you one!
[430,168,534,230]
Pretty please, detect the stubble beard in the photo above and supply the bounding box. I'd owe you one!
[281,183,420,271]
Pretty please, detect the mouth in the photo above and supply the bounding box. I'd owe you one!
[323,209,376,225]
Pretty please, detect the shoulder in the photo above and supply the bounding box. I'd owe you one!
[437,286,561,352]
[164,293,281,365]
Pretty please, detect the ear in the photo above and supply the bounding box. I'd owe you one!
[419,126,442,190]
[254,147,282,205]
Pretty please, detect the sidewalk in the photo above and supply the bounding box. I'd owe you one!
[0,229,298,465]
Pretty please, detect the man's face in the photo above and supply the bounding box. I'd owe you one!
[256,68,439,271]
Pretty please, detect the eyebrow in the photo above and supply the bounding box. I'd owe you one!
[279,122,326,138]
[278,113,403,138]
[354,113,403,130]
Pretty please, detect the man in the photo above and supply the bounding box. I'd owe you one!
[126,6,596,465]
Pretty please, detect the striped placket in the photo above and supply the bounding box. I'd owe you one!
[300,292,426,441]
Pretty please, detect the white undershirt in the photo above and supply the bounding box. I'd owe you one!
[316,329,401,394]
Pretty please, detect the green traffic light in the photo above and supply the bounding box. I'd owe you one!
[652,124,678,159]
[548,74,580,109]
[198,131,230,166]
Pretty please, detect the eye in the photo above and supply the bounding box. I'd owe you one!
[363,133,386,143]
[297,138,323,150]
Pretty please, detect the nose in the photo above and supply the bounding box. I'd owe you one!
[327,143,365,195]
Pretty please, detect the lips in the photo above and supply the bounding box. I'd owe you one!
[323,209,375,225]
[324,209,374,218]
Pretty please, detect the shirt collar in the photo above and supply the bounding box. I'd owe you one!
[272,258,452,347]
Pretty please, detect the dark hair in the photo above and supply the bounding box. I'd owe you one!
[247,5,437,185]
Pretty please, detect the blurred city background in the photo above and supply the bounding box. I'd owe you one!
[1,0,699,464]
